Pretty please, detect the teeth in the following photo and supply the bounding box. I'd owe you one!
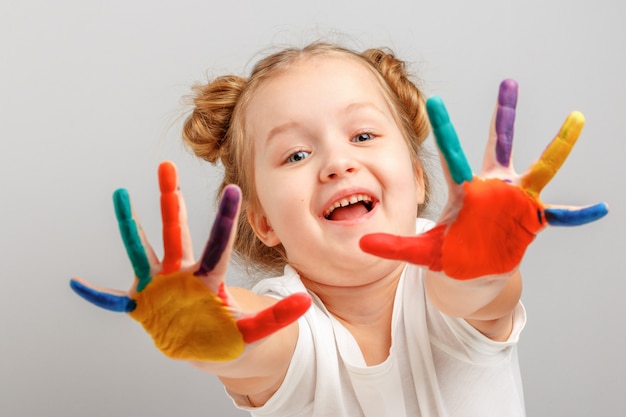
[324,194,373,218]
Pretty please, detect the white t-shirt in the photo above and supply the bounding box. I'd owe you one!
[230,219,527,417]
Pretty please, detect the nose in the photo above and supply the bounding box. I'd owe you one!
[319,149,359,182]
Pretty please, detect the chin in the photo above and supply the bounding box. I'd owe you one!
[293,246,391,279]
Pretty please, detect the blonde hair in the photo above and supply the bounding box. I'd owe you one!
[183,42,432,276]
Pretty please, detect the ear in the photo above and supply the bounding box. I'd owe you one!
[414,162,426,205]
[247,205,281,247]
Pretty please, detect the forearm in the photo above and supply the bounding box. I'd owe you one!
[424,269,522,341]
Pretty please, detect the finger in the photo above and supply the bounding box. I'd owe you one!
[113,189,154,291]
[159,161,194,273]
[483,79,518,173]
[69,278,136,313]
[359,225,446,270]
[195,185,241,278]
[426,96,473,184]
[159,161,182,273]
[521,111,585,197]
[544,202,609,226]
[237,293,312,344]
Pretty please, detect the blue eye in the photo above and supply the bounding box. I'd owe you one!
[287,150,310,163]
[352,132,374,143]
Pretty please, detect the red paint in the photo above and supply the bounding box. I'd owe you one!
[360,179,546,280]
[237,293,312,343]
[441,180,542,279]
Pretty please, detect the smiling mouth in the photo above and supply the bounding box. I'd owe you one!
[323,194,375,221]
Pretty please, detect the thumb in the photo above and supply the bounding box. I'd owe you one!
[70,277,136,313]
[359,225,445,269]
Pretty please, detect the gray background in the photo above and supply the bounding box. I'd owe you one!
[2,0,624,416]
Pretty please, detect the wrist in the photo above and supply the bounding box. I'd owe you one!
[424,268,520,318]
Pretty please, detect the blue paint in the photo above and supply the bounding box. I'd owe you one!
[544,202,609,226]
[70,279,136,313]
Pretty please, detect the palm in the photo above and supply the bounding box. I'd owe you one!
[71,162,310,361]
[360,80,608,280]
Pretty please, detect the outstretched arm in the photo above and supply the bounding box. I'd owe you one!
[361,80,608,340]
[70,161,311,402]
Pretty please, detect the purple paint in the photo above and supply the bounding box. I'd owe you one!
[495,79,518,167]
[195,186,240,276]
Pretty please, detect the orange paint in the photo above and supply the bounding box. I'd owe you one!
[158,162,182,274]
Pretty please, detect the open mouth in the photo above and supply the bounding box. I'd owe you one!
[323,194,375,221]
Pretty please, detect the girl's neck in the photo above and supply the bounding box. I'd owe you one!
[300,263,405,365]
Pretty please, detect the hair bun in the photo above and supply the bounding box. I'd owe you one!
[182,75,247,164]
[362,48,429,144]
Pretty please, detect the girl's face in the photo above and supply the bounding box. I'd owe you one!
[246,56,424,286]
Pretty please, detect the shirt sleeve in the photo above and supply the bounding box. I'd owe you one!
[427,294,526,364]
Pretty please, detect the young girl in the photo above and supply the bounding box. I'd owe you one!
[71,42,607,416]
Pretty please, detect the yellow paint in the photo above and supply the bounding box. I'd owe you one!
[522,111,584,197]
[130,271,244,362]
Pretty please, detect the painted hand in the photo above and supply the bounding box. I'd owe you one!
[360,80,608,280]
[70,161,311,361]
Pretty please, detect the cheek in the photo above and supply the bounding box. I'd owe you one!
[385,148,419,191]
[389,153,423,223]
[256,173,309,229]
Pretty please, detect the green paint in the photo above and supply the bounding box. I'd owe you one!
[426,97,473,184]
[113,189,151,291]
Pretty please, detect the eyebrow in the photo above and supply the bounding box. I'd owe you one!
[343,101,389,117]
[266,121,301,144]
[264,102,390,143]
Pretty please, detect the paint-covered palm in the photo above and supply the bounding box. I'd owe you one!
[360,80,608,280]
[70,162,311,361]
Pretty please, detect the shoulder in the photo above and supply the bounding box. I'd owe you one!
[416,217,436,233]
[251,265,307,297]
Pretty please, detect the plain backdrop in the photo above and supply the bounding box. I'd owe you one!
[2,0,624,416]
